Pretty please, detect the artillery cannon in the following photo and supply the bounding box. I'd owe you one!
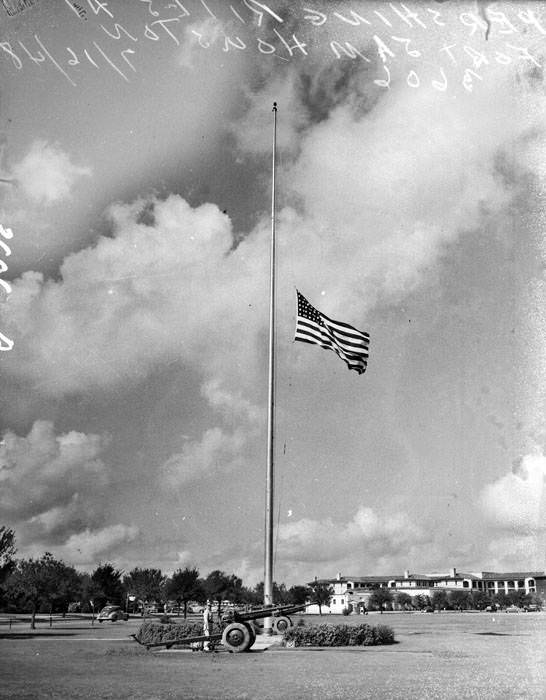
[131,602,306,653]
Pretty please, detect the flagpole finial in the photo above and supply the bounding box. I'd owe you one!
[272,102,277,111]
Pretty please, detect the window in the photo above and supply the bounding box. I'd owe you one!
[463,580,469,588]
[340,599,344,605]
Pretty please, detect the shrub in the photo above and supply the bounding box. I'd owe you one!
[134,619,221,646]
[341,607,350,616]
[283,622,395,648]
[374,624,395,645]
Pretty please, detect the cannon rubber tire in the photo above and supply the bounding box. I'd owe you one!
[222,622,252,653]
[273,616,292,634]
[245,622,256,648]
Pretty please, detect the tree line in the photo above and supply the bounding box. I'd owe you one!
[365,587,543,613]
[0,526,324,628]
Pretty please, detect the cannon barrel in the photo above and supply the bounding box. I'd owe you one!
[231,603,306,623]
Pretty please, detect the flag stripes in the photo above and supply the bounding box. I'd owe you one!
[294,290,369,374]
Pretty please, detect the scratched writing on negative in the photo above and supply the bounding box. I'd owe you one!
[0,223,14,352]
[0,1,544,93]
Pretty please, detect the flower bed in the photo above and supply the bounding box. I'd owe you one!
[282,622,395,647]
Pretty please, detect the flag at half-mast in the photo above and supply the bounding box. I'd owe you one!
[294,290,370,375]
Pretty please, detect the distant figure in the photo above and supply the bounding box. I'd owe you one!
[203,601,213,651]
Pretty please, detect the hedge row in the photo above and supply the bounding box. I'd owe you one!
[282,623,395,647]
[134,619,221,645]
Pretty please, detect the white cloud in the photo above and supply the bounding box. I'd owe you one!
[175,550,194,568]
[201,379,262,425]
[0,421,131,562]
[1,195,266,395]
[479,449,546,533]
[0,420,109,521]
[12,140,91,205]
[53,524,139,566]
[277,505,426,565]
[160,426,249,486]
[485,534,545,573]
[2,57,544,399]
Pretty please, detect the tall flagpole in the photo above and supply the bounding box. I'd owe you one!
[263,101,277,636]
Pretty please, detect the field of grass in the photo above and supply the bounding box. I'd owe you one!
[0,611,544,699]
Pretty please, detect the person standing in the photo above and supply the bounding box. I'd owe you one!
[203,601,213,651]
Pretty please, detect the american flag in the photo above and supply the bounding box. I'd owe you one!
[294,290,370,375]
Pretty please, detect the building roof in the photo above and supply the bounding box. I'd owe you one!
[479,571,545,580]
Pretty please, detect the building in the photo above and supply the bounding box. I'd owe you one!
[308,568,546,614]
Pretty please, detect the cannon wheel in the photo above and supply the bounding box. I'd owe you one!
[273,616,292,634]
[246,622,256,647]
[221,622,253,653]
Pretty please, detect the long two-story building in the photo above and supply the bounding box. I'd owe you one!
[308,568,546,614]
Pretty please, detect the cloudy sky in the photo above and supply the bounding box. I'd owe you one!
[0,0,545,587]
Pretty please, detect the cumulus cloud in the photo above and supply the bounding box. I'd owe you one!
[485,533,545,572]
[201,379,263,426]
[11,140,91,205]
[277,505,426,565]
[161,426,249,486]
[176,550,194,567]
[1,196,267,395]
[160,376,264,486]
[2,48,543,398]
[52,524,139,567]
[0,420,109,521]
[0,421,141,566]
[479,448,546,533]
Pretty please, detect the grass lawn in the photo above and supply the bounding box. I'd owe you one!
[0,612,544,699]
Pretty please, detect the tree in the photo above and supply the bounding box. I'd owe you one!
[0,526,16,584]
[309,581,333,615]
[226,574,246,605]
[505,590,530,608]
[431,590,449,611]
[369,587,394,613]
[493,591,507,609]
[470,590,491,610]
[165,567,203,618]
[123,567,166,614]
[395,592,413,611]
[5,553,81,628]
[448,590,471,610]
[91,563,124,610]
[203,570,233,614]
[288,585,309,606]
[253,581,291,606]
[79,573,104,613]
[412,594,431,611]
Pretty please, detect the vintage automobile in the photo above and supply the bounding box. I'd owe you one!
[97,605,129,622]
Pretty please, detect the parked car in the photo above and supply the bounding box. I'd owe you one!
[97,605,129,622]
[505,605,521,613]
[189,605,205,614]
